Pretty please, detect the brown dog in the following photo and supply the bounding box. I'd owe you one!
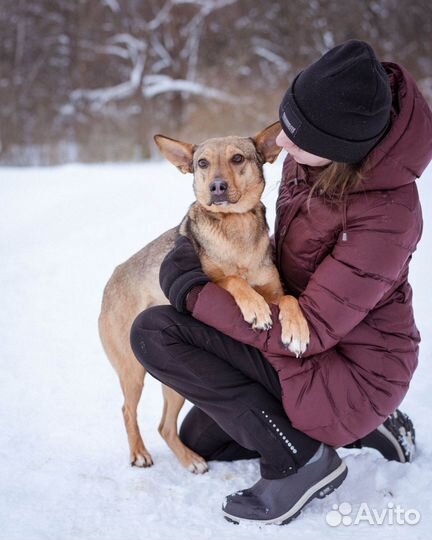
[98,122,309,474]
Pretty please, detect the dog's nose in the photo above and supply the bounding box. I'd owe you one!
[209,179,228,196]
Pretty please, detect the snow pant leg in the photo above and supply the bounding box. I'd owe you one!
[130,305,321,479]
[179,405,261,462]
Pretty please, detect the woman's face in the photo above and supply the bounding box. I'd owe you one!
[275,130,332,167]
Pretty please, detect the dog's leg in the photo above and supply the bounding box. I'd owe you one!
[254,270,284,305]
[216,275,272,330]
[277,295,310,357]
[99,303,154,467]
[119,365,154,467]
[159,385,209,474]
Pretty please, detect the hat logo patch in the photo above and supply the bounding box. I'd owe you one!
[282,111,300,136]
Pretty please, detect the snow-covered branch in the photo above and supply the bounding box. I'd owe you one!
[102,0,120,12]
[171,0,238,9]
[151,36,173,73]
[70,1,244,112]
[110,34,146,52]
[71,53,145,109]
[253,46,291,72]
[142,75,241,103]
[71,35,147,110]
[145,2,173,31]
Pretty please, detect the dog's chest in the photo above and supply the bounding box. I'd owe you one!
[191,211,270,284]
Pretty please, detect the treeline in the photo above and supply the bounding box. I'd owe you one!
[0,0,431,165]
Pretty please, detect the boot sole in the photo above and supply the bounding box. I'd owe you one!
[223,460,348,526]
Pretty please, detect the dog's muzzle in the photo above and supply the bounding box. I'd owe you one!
[209,179,228,205]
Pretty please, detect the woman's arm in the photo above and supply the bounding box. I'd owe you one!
[191,199,421,357]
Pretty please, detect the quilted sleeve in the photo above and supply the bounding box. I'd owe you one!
[192,199,421,357]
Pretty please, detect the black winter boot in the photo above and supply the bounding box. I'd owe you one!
[222,443,347,525]
[359,409,416,463]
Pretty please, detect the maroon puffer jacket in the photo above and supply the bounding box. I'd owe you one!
[190,62,432,446]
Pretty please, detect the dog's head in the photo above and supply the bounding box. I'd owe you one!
[154,122,282,214]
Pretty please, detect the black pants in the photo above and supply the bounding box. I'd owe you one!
[130,305,321,479]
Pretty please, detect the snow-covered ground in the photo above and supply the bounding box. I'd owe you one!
[1,155,431,540]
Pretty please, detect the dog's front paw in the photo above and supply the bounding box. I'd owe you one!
[280,321,309,357]
[216,276,272,331]
[130,448,154,468]
[278,296,310,357]
[237,291,273,331]
[179,447,209,474]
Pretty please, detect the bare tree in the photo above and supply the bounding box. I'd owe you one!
[0,0,431,164]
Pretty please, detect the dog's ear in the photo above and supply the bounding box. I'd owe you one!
[253,121,282,164]
[154,135,196,174]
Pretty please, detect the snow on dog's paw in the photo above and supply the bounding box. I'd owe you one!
[281,330,309,357]
[187,459,209,474]
[181,448,209,474]
[130,451,153,468]
[280,321,309,357]
[287,338,303,358]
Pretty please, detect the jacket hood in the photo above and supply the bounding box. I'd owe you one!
[360,62,432,191]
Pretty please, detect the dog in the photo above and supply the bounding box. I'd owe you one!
[98,122,309,474]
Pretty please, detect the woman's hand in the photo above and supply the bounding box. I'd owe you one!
[159,235,210,313]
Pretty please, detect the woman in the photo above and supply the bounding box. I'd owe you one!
[130,40,432,524]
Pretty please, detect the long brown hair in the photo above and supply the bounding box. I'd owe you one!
[306,159,367,209]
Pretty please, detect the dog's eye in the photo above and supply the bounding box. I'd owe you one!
[198,159,209,169]
[232,154,244,164]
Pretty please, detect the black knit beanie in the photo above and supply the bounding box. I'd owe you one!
[279,40,392,163]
